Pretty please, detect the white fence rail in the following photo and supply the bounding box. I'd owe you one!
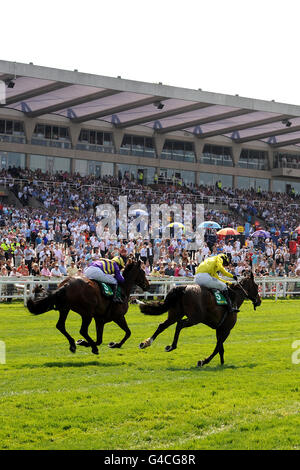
[0,276,299,306]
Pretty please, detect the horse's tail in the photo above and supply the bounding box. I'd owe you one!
[139,285,186,316]
[27,285,67,315]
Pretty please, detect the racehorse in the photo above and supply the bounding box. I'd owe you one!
[27,259,149,355]
[139,270,261,367]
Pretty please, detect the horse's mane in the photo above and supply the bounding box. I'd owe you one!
[123,260,138,276]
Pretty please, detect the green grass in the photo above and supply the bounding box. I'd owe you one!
[0,299,300,450]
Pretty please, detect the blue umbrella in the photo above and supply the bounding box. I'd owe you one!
[251,230,270,238]
[198,221,221,229]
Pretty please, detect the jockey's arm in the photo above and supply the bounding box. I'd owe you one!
[214,272,232,285]
[215,259,234,284]
[217,264,234,280]
[114,264,125,283]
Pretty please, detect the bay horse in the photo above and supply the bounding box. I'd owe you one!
[139,270,261,367]
[27,260,149,355]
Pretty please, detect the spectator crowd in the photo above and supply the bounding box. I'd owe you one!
[0,166,298,287]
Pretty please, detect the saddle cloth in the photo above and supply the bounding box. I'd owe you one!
[94,281,123,300]
[211,289,228,306]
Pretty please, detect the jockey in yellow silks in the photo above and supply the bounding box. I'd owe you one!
[195,254,238,313]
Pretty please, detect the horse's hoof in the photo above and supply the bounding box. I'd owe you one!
[197,360,204,368]
[76,339,89,347]
[92,348,99,355]
[165,345,175,352]
[139,338,152,349]
[108,342,120,349]
[70,345,76,353]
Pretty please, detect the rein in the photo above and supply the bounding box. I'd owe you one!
[234,281,258,309]
[235,282,250,299]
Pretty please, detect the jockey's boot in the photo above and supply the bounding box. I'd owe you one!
[111,284,123,303]
[222,288,239,314]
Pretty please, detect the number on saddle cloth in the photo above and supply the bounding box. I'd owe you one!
[212,289,228,306]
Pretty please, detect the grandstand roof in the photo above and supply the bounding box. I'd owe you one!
[2,60,300,149]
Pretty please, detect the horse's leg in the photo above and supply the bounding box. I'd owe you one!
[165,318,195,352]
[56,309,76,353]
[108,316,131,349]
[197,327,231,367]
[79,315,99,355]
[217,328,231,365]
[94,317,105,347]
[139,316,176,349]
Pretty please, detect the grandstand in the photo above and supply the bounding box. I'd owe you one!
[0,59,299,193]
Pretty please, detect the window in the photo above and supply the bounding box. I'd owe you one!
[273,179,300,194]
[30,155,70,174]
[75,159,88,176]
[0,119,25,143]
[32,125,71,148]
[77,129,114,153]
[120,134,156,158]
[199,173,233,188]
[180,170,196,186]
[274,152,300,169]
[161,140,195,162]
[201,144,233,166]
[238,149,268,170]
[237,176,269,191]
[0,151,25,170]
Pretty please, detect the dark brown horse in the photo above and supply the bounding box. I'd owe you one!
[139,271,261,367]
[27,260,149,355]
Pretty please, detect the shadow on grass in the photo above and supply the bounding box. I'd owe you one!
[16,361,123,369]
[44,361,119,368]
[166,363,258,372]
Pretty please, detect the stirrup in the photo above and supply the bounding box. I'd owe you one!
[229,305,240,314]
[112,286,123,303]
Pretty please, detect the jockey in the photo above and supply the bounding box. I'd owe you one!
[194,254,238,313]
[84,256,125,303]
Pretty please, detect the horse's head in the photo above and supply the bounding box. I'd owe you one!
[33,284,47,299]
[123,259,150,292]
[237,270,261,310]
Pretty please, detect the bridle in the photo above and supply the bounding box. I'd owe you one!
[234,280,260,310]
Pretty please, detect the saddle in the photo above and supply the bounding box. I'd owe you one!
[93,281,123,301]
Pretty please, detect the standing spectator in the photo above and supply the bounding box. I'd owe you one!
[67,261,78,276]
[24,244,35,274]
[14,246,23,268]
[17,261,29,276]
[31,263,40,276]
[59,260,67,276]
[40,263,51,277]
[50,263,62,277]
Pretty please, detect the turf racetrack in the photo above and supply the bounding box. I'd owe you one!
[0,299,299,450]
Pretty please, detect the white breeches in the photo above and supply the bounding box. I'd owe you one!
[194,273,227,291]
[84,266,117,285]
